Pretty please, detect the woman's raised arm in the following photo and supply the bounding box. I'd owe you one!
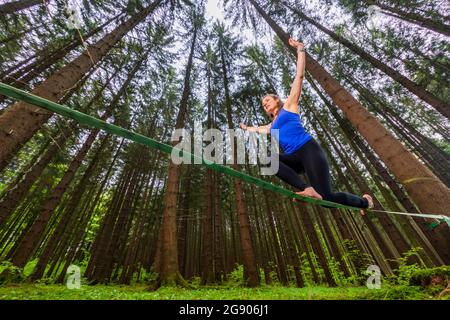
[284,38,306,113]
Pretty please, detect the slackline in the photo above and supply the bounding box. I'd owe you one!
[0,82,448,229]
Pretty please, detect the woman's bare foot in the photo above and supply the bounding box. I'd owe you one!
[360,194,374,215]
[296,187,322,201]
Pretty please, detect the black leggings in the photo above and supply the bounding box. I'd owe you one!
[275,138,369,209]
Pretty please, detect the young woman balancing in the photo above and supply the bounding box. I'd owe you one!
[240,38,374,213]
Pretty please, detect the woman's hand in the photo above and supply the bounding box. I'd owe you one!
[288,37,304,51]
[239,123,248,130]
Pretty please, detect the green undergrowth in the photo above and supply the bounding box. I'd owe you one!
[0,283,446,300]
[1,249,448,300]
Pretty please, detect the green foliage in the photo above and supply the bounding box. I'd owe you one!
[327,257,348,286]
[389,247,426,285]
[369,248,450,299]
[365,285,431,300]
[408,266,450,286]
[0,283,444,300]
[0,261,25,284]
[130,267,159,285]
[341,239,373,284]
[435,140,450,155]
[0,182,6,195]
[299,252,313,285]
[23,259,38,278]
[391,248,450,295]
[125,0,145,15]
[227,264,245,287]
[0,0,448,301]
[267,262,281,286]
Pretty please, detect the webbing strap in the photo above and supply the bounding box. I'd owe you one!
[370,209,450,228]
[0,82,449,228]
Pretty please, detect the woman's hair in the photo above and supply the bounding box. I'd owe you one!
[262,94,283,119]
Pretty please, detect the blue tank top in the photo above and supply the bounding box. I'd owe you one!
[270,107,312,154]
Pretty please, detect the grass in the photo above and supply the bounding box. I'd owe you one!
[0,283,445,300]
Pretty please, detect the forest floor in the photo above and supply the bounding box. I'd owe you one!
[0,283,448,300]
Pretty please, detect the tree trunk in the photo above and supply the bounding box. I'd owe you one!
[249,183,271,284]
[315,206,352,278]
[83,141,127,278]
[262,190,289,285]
[153,22,199,289]
[0,0,162,165]
[294,203,337,286]
[3,11,122,90]
[10,130,106,268]
[86,166,132,280]
[0,64,96,172]
[31,135,109,280]
[9,52,146,268]
[54,138,124,283]
[0,66,118,224]
[214,172,226,282]
[365,0,450,36]
[94,165,140,283]
[0,0,43,15]
[201,63,215,285]
[277,200,305,287]
[220,43,259,287]
[177,166,191,278]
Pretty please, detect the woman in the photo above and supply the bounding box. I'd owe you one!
[240,38,373,212]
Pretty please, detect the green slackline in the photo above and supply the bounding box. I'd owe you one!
[0,82,449,228]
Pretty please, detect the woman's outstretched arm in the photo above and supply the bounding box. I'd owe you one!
[239,123,272,134]
[284,38,306,113]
